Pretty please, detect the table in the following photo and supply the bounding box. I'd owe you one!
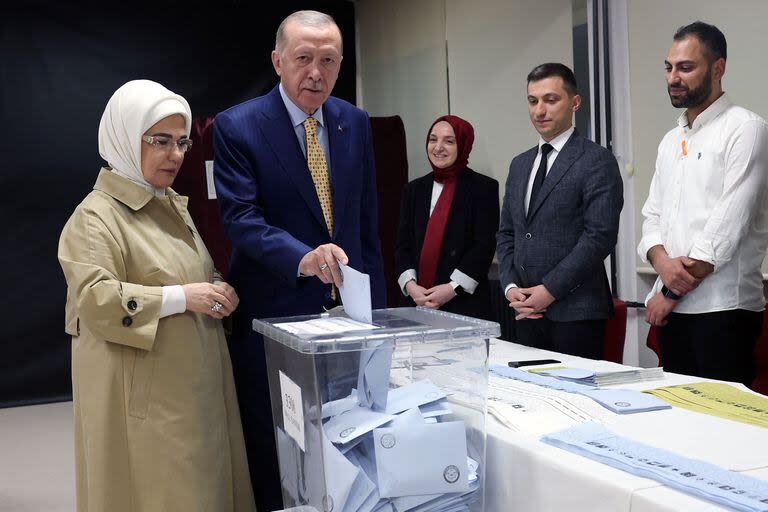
[484,340,768,512]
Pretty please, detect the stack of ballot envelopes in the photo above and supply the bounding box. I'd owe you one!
[534,366,664,387]
[276,378,481,512]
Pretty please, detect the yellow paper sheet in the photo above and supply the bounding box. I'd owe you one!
[646,382,768,429]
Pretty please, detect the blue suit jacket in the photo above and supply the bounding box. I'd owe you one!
[496,131,623,321]
[213,86,385,333]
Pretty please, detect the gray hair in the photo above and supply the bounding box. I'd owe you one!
[275,10,343,55]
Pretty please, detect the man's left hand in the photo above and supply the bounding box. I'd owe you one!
[683,258,714,279]
[645,291,677,327]
[422,283,457,309]
[511,285,555,320]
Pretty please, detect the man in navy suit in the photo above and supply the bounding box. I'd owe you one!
[497,63,623,359]
[213,10,385,510]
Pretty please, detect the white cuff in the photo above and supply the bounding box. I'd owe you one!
[160,285,186,318]
[398,269,417,295]
[449,269,479,294]
[503,283,518,296]
[637,233,664,263]
[689,239,719,269]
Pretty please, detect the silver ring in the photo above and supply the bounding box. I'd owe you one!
[211,301,223,313]
[319,263,329,271]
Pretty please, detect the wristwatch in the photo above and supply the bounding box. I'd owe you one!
[449,281,462,294]
[661,285,681,301]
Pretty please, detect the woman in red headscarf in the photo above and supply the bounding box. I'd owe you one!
[395,115,500,319]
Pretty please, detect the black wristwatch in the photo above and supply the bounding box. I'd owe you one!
[661,285,681,301]
[450,281,462,295]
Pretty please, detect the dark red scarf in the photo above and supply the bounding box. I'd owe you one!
[417,115,475,289]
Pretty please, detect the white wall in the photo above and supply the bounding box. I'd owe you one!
[445,0,573,202]
[356,0,449,179]
[357,0,573,198]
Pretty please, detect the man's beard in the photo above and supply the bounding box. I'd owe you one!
[668,66,713,108]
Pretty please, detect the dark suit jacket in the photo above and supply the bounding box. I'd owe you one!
[496,131,623,321]
[213,85,386,336]
[396,168,499,319]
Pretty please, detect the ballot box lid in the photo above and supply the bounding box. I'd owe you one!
[252,306,500,354]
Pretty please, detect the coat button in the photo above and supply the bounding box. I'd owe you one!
[525,233,532,239]
[122,316,133,327]
[127,299,138,311]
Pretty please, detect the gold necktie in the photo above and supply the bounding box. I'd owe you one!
[303,117,333,236]
[303,117,336,302]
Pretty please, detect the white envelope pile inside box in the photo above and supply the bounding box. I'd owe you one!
[254,307,499,512]
[278,379,481,512]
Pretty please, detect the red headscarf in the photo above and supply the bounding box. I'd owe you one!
[426,115,475,183]
[418,115,475,289]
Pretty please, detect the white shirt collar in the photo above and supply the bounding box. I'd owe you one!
[538,126,574,153]
[676,93,732,131]
[279,83,325,128]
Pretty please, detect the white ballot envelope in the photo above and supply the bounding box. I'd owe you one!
[388,407,425,429]
[384,379,446,415]
[325,406,394,445]
[357,342,394,411]
[303,424,360,512]
[374,421,470,497]
[321,391,359,419]
[339,263,372,324]
[276,427,301,502]
[419,398,452,419]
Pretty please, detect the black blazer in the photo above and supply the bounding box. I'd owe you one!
[396,168,500,319]
[496,131,623,321]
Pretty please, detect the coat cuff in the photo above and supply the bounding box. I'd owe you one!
[117,283,163,351]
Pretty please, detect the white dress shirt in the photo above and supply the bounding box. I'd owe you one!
[397,180,479,295]
[524,126,574,213]
[504,126,574,295]
[638,94,768,313]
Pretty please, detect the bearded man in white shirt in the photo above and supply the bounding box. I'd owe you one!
[639,21,768,384]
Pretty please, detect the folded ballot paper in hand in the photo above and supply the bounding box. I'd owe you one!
[536,366,664,387]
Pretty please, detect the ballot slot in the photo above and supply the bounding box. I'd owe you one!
[255,307,499,512]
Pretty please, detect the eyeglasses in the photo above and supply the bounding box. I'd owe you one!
[142,135,194,153]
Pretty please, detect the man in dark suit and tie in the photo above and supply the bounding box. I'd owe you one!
[497,63,623,359]
[213,10,385,510]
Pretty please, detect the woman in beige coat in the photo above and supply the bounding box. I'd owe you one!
[58,80,256,512]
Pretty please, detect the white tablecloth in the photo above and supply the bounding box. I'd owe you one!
[485,340,768,512]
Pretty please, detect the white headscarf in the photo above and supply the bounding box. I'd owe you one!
[98,79,192,196]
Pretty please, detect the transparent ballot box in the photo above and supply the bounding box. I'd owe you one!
[252,307,499,512]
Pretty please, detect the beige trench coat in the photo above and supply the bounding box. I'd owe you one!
[58,169,256,512]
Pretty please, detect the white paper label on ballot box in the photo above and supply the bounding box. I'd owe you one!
[279,370,305,451]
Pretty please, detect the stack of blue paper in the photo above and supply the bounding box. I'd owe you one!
[489,364,670,414]
[542,423,768,512]
[277,379,481,512]
[535,367,664,387]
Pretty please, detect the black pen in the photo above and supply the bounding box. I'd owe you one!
[507,359,561,368]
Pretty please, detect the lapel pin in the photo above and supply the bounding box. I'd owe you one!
[698,152,702,160]
[338,124,343,133]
